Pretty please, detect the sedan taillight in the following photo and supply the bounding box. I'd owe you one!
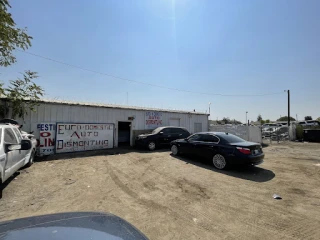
[236,147,251,155]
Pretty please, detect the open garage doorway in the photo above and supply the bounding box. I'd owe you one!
[118,122,131,146]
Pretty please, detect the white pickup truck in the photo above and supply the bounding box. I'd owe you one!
[0,124,35,198]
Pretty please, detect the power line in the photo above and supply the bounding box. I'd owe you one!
[18,50,284,97]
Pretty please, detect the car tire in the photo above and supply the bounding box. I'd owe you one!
[171,145,179,156]
[212,154,227,170]
[25,149,35,168]
[148,141,156,151]
[0,179,2,199]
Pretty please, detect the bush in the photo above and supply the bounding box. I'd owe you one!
[296,124,320,140]
[296,125,304,140]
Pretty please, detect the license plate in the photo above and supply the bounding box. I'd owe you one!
[254,150,259,155]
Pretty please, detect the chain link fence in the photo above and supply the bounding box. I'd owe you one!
[262,124,296,145]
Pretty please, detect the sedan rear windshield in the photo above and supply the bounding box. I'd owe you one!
[218,134,246,143]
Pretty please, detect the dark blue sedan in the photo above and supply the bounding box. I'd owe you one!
[170,132,264,170]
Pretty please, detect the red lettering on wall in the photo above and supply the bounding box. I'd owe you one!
[40,132,51,137]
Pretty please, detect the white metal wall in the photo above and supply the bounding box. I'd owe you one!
[16,103,208,147]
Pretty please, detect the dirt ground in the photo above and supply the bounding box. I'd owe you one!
[0,142,319,239]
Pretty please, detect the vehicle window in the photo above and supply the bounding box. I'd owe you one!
[0,129,2,145]
[13,128,22,142]
[152,127,163,134]
[162,128,173,134]
[218,134,245,143]
[174,128,186,134]
[188,134,202,141]
[201,135,219,143]
[4,128,19,144]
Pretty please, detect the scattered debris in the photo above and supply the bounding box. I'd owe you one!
[273,194,282,200]
[87,185,90,188]
[193,218,198,223]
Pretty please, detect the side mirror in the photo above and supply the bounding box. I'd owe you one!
[6,144,21,152]
[21,139,32,150]
[5,140,32,153]
[185,138,189,141]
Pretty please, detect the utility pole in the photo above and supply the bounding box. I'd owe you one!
[287,90,290,126]
[246,111,248,125]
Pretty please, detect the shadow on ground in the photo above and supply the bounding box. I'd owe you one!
[36,146,170,162]
[0,172,20,198]
[171,154,275,183]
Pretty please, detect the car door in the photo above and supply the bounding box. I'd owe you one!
[193,134,220,159]
[169,128,183,142]
[12,127,28,164]
[158,128,171,145]
[3,128,21,171]
[184,134,203,155]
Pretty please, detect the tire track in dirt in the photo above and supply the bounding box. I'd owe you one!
[116,160,294,240]
[105,160,235,239]
[150,162,319,240]
[113,153,319,239]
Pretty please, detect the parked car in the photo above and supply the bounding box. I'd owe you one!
[270,126,289,140]
[135,126,190,150]
[170,132,264,170]
[262,127,277,137]
[0,124,34,198]
[297,120,320,127]
[0,212,149,240]
[262,123,278,128]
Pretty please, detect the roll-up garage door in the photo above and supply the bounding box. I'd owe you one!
[169,118,180,127]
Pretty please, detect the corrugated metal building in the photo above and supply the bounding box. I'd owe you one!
[14,99,209,148]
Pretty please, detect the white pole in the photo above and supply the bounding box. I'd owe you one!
[246,111,248,125]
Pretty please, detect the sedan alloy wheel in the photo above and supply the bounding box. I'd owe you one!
[171,145,179,155]
[212,154,227,170]
[148,142,156,151]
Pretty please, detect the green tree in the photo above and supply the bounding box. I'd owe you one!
[277,116,296,121]
[317,117,320,122]
[0,0,32,67]
[222,117,231,124]
[1,0,44,119]
[265,119,270,123]
[1,71,44,119]
[257,114,262,122]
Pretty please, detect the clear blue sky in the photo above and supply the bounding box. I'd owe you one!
[2,0,319,122]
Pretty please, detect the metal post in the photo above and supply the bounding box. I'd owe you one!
[246,111,248,125]
[288,90,290,126]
